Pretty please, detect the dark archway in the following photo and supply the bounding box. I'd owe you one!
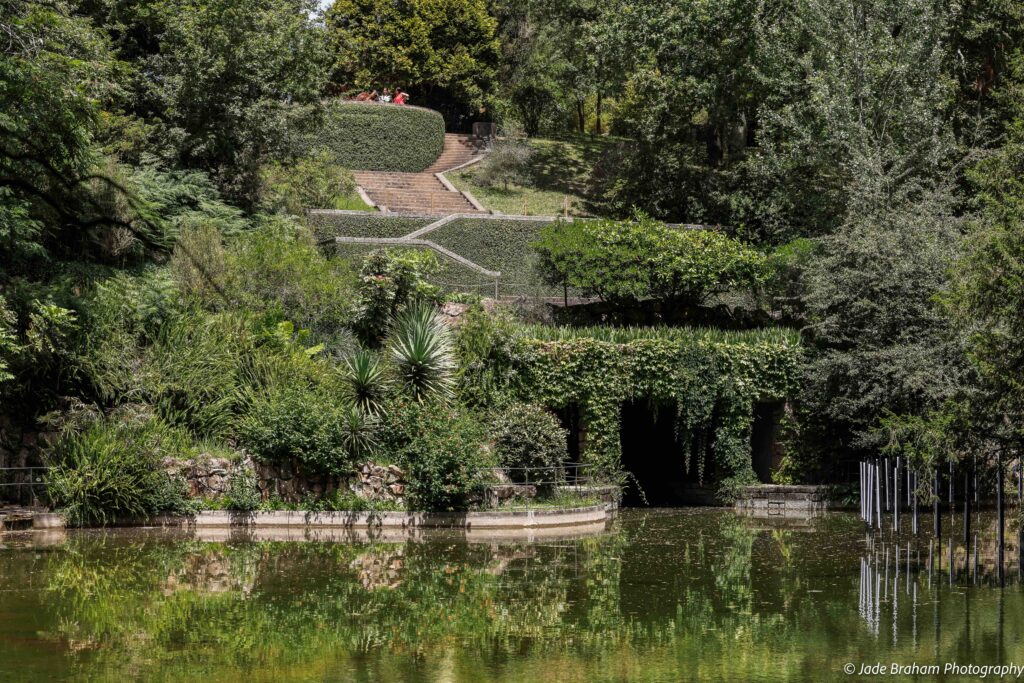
[619,400,701,506]
[750,402,784,484]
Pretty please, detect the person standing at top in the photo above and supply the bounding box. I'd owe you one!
[393,88,408,105]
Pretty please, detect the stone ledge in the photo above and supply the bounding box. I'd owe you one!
[144,502,617,530]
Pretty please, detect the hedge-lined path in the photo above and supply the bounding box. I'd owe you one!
[354,134,487,214]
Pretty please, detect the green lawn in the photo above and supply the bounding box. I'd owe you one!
[448,137,617,217]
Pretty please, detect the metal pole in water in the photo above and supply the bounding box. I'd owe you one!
[997,449,1005,587]
[913,469,919,535]
[933,467,942,538]
[894,457,900,532]
[885,457,890,512]
[964,462,971,546]
[860,461,865,521]
[876,459,883,530]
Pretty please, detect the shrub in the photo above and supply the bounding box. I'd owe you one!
[170,219,228,304]
[535,214,768,311]
[307,212,435,241]
[305,101,445,173]
[475,138,533,189]
[238,385,362,476]
[44,412,197,526]
[352,249,440,345]
[377,399,490,511]
[225,216,356,339]
[224,463,261,512]
[258,150,360,215]
[492,403,568,487]
[341,348,391,415]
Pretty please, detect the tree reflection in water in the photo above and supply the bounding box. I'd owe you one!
[1,509,1022,682]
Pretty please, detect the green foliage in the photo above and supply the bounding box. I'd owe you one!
[92,0,330,206]
[224,216,356,341]
[224,465,262,512]
[341,349,391,415]
[377,399,489,510]
[389,303,456,403]
[238,384,361,477]
[325,0,499,118]
[535,216,767,311]
[474,138,533,189]
[799,195,969,455]
[352,249,441,345]
[44,411,197,526]
[460,316,802,496]
[308,212,434,241]
[492,403,568,487]
[306,101,445,173]
[0,295,21,386]
[258,151,362,215]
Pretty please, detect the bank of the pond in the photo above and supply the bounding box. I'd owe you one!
[17,501,619,531]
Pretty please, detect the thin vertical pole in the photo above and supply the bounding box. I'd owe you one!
[885,457,890,512]
[997,449,1005,587]
[912,469,919,535]
[963,463,971,546]
[875,460,882,530]
[894,457,900,531]
[933,467,941,538]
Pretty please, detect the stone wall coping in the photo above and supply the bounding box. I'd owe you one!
[144,502,617,530]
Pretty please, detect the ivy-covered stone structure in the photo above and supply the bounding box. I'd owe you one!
[465,323,802,501]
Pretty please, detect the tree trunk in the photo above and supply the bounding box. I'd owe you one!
[595,92,603,135]
[576,98,586,134]
[705,123,723,165]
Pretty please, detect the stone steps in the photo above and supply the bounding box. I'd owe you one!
[354,133,487,214]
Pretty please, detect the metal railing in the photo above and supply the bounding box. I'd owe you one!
[476,463,613,511]
[0,467,49,507]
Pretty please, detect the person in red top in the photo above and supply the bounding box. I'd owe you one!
[393,88,408,105]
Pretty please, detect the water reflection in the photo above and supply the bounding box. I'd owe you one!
[1,510,1022,682]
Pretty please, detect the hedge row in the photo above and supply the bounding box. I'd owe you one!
[427,218,560,296]
[308,212,435,241]
[304,102,446,173]
[323,215,569,297]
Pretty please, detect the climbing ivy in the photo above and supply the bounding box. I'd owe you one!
[456,316,802,499]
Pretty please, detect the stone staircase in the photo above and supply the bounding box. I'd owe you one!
[355,134,487,214]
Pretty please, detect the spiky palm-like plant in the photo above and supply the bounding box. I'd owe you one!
[342,348,391,416]
[389,302,455,403]
[339,403,379,460]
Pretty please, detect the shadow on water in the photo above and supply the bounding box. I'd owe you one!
[1,509,1022,682]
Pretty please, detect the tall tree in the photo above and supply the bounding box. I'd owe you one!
[325,0,499,128]
[82,0,330,207]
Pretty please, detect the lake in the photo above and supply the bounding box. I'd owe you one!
[1,508,1021,682]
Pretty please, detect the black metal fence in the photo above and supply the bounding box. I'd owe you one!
[476,463,612,510]
[0,467,49,507]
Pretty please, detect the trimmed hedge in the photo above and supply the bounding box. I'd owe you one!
[428,218,559,296]
[321,214,567,296]
[309,211,435,241]
[310,102,446,173]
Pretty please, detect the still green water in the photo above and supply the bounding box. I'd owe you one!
[1,509,1022,683]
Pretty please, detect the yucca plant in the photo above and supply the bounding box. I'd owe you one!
[342,348,391,415]
[339,403,379,459]
[389,302,455,403]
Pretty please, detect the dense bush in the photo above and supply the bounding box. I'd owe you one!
[307,212,435,241]
[238,384,361,477]
[44,411,197,526]
[352,249,441,345]
[225,216,357,341]
[535,215,768,312]
[307,102,445,173]
[376,399,490,511]
[389,303,456,403]
[258,151,361,215]
[475,138,533,189]
[492,403,568,487]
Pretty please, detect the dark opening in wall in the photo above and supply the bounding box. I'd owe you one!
[619,400,705,506]
[751,402,784,484]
